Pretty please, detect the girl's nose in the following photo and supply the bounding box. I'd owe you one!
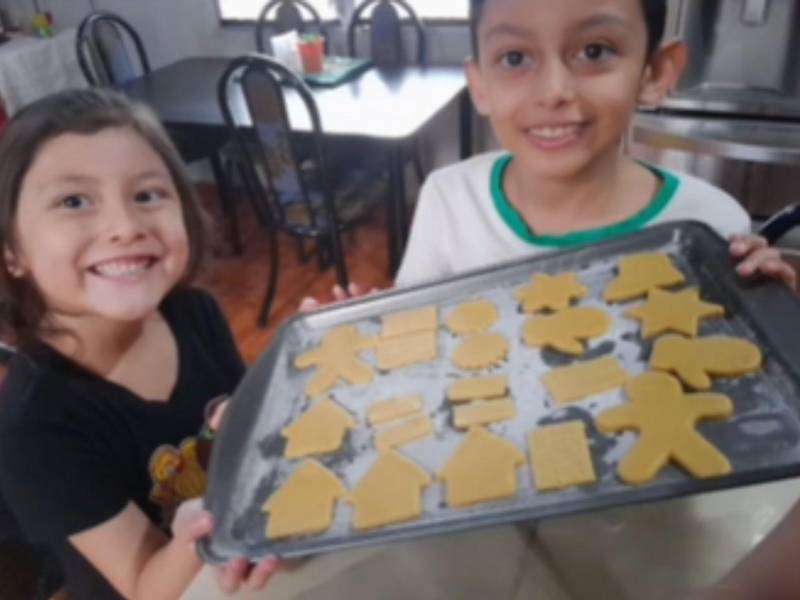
[104,199,147,243]
[534,58,577,109]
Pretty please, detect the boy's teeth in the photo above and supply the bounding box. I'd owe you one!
[93,259,150,278]
[528,125,579,139]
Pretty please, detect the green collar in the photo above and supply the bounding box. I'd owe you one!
[490,154,679,248]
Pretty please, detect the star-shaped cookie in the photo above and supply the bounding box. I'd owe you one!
[624,288,724,339]
[514,272,588,313]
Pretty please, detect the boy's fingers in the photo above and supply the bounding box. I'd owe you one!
[332,285,348,301]
[348,282,364,297]
[243,557,280,591]
[737,247,782,275]
[730,234,767,256]
[298,297,320,312]
[216,558,249,594]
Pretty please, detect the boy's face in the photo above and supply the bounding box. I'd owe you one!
[467,0,671,180]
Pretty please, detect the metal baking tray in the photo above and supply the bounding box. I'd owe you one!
[200,221,800,564]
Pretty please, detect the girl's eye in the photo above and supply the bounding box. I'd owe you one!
[577,43,616,64]
[499,50,530,69]
[134,189,166,204]
[58,194,91,210]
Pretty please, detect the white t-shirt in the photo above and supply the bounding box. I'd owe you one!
[396,151,750,287]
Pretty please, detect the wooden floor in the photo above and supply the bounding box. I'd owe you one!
[197,184,394,364]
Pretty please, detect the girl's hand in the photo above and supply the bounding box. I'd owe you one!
[730,234,797,291]
[172,498,280,594]
[298,282,380,312]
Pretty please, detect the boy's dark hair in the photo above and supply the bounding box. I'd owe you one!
[0,88,207,348]
[469,0,667,61]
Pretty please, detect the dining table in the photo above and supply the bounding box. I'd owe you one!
[120,56,471,273]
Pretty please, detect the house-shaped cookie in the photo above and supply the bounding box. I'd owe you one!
[262,460,346,539]
[439,427,526,508]
[282,398,355,459]
[345,450,432,531]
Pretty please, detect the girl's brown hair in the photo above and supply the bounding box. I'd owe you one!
[0,88,207,348]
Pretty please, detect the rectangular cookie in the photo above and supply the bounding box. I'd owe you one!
[542,357,628,405]
[375,414,433,451]
[367,395,424,426]
[376,330,437,370]
[528,421,596,492]
[447,376,508,403]
[382,307,438,337]
[453,398,516,429]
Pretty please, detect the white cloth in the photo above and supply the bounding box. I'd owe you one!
[396,151,751,287]
[0,29,86,115]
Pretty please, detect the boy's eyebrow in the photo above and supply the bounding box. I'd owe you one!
[573,14,633,33]
[483,23,532,43]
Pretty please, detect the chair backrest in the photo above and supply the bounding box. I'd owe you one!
[76,11,150,87]
[218,53,335,234]
[347,0,426,66]
[255,0,326,54]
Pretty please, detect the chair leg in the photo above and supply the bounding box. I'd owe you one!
[257,224,281,328]
[295,237,309,264]
[211,152,243,256]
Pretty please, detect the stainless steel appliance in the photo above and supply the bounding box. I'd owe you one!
[631,0,800,234]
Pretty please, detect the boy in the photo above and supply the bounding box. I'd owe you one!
[395,0,795,289]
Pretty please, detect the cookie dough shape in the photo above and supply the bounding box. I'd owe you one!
[345,450,431,531]
[295,325,376,396]
[515,272,588,313]
[625,288,724,339]
[382,307,438,337]
[542,357,628,405]
[376,329,438,370]
[439,427,526,508]
[445,300,499,334]
[452,333,509,370]
[528,421,597,491]
[522,307,611,356]
[453,398,516,429]
[367,395,424,425]
[262,460,346,539]
[596,372,733,485]
[447,376,508,403]
[650,335,762,390]
[282,398,355,459]
[604,253,686,303]
[375,414,433,452]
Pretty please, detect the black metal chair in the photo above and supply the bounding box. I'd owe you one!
[76,11,244,254]
[255,0,327,54]
[218,54,383,326]
[759,204,800,245]
[347,0,426,67]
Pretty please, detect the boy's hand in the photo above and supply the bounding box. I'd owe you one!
[298,283,380,312]
[172,499,280,594]
[730,234,797,291]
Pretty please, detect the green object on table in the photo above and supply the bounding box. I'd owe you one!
[303,57,372,87]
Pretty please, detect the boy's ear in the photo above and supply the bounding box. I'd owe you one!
[638,40,688,108]
[465,59,491,117]
[4,246,24,278]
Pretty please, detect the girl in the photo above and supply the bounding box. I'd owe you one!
[0,88,277,599]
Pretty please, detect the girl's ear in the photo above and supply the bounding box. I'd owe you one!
[4,246,24,278]
[465,59,491,117]
[638,40,688,108]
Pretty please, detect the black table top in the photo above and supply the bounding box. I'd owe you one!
[122,57,467,140]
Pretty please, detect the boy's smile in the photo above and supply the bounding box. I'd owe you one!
[10,127,190,326]
[467,0,655,181]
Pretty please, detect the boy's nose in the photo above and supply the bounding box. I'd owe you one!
[534,59,577,109]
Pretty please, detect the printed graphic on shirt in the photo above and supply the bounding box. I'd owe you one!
[148,437,208,524]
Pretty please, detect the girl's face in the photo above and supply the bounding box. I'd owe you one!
[10,127,190,325]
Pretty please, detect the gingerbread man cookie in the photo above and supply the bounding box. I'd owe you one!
[294,326,376,396]
[596,372,733,485]
[515,272,588,313]
[650,335,762,390]
[604,253,686,303]
[624,288,724,339]
[522,307,611,356]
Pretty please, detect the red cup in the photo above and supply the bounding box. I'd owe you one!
[298,38,325,74]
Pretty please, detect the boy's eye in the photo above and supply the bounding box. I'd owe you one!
[499,50,530,69]
[577,43,616,63]
[59,194,91,210]
[134,189,166,204]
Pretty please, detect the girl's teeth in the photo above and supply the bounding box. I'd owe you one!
[93,259,150,278]
[528,126,579,139]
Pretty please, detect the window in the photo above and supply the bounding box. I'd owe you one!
[217,0,468,22]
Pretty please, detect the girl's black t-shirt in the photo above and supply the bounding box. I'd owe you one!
[0,288,246,599]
